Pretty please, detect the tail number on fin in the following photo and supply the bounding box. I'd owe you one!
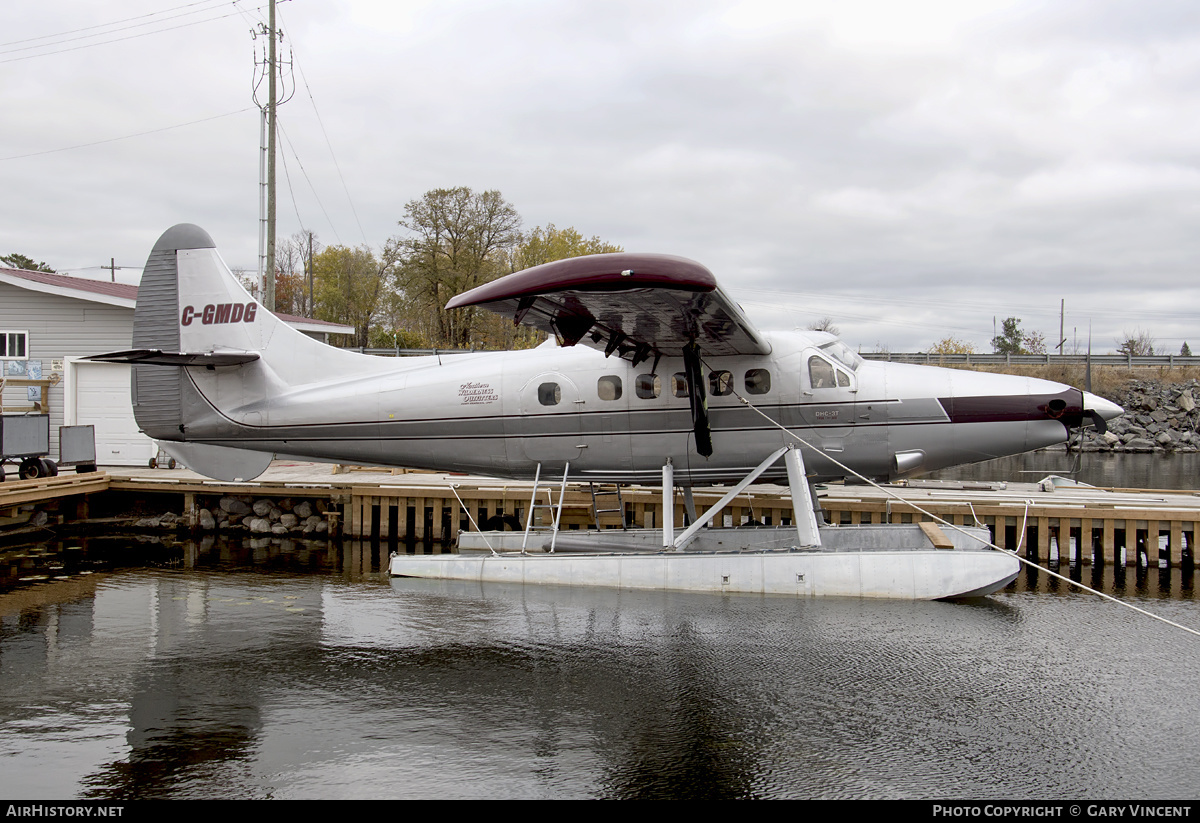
[181,303,258,326]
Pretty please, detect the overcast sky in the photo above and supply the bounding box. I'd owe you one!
[4,0,1199,354]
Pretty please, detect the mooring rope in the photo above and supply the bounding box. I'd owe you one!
[446,482,497,556]
[730,391,1200,639]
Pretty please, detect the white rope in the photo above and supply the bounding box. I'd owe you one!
[730,391,1200,639]
[446,482,497,557]
[1016,500,1031,554]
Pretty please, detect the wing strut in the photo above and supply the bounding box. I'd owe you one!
[683,341,712,457]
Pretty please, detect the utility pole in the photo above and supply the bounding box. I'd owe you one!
[1058,298,1065,355]
[252,0,292,312]
[266,0,277,312]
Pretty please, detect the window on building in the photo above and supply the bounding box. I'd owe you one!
[636,374,661,399]
[745,368,771,395]
[597,375,622,401]
[0,331,27,360]
[538,382,561,406]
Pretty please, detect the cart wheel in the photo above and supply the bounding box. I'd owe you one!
[167,458,177,470]
[40,459,58,477]
[149,457,158,469]
[19,458,44,480]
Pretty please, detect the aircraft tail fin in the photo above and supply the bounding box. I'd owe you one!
[114,224,370,479]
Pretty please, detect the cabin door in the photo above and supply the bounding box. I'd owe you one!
[516,372,585,464]
[798,351,888,478]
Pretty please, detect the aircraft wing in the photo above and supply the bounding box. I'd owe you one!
[446,253,771,362]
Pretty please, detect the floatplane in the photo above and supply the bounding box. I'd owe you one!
[91,224,1122,599]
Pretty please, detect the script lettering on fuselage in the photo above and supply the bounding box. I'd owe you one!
[181,303,257,327]
[458,381,498,405]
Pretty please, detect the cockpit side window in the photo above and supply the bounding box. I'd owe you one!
[809,355,851,390]
[809,356,835,389]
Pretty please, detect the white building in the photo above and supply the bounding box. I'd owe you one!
[0,266,354,466]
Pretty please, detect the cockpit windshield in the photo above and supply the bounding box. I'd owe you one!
[819,340,863,372]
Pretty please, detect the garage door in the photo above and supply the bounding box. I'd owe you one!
[68,360,155,466]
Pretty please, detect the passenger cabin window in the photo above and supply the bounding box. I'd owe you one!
[597,375,622,401]
[745,368,771,395]
[538,382,561,406]
[636,374,661,399]
[709,370,733,397]
[671,373,690,398]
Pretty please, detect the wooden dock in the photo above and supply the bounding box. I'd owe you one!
[2,464,1197,567]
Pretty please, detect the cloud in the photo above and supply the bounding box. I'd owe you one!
[3,0,1199,352]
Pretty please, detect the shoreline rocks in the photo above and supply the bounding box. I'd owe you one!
[136,494,333,536]
[1077,379,1200,453]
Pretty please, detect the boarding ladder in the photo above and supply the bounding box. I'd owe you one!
[522,462,569,554]
[589,482,628,530]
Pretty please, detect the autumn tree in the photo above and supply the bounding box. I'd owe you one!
[273,231,321,317]
[391,187,522,349]
[313,244,398,347]
[465,223,626,349]
[929,336,975,355]
[509,224,622,271]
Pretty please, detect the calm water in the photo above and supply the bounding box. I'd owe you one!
[0,539,1197,800]
[2,452,1199,800]
[927,449,1200,490]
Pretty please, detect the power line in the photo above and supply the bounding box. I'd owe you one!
[278,120,343,245]
[0,0,233,52]
[279,4,368,247]
[0,108,257,162]
[0,3,270,64]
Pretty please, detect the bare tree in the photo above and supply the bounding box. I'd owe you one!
[1116,328,1155,357]
[806,317,841,336]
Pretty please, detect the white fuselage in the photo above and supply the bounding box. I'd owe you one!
[177,329,1083,485]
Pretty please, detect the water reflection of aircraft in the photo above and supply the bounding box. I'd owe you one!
[90,224,1123,599]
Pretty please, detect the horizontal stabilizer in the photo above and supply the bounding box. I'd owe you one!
[86,349,260,367]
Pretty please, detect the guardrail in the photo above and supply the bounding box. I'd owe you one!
[337,346,1200,368]
[858,352,1200,368]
